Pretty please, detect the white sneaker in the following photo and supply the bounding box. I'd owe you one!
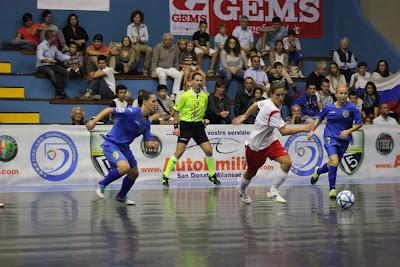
[299,71,305,78]
[267,191,287,204]
[95,184,105,199]
[0,202,4,208]
[116,196,136,205]
[237,186,252,204]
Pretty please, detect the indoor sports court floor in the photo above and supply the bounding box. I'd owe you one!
[0,183,400,267]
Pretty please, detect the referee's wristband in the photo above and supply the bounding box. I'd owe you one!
[174,124,179,129]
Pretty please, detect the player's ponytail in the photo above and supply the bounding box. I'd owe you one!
[138,91,156,107]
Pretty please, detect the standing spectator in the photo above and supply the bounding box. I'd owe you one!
[373,103,398,125]
[126,10,152,76]
[214,24,228,53]
[39,9,68,51]
[333,37,358,83]
[114,36,140,75]
[84,55,117,99]
[62,13,89,52]
[232,16,254,66]
[86,34,111,73]
[316,79,333,110]
[360,81,380,118]
[307,61,326,90]
[349,62,370,89]
[244,54,270,93]
[36,30,70,99]
[286,104,306,124]
[71,107,86,125]
[283,29,304,78]
[219,36,245,91]
[110,85,129,109]
[192,20,218,76]
[64,41,84,78]
[348,91,363,112]
[156,84,174,124]
[371,60,392,82]
[269,40,290,71]
[257,16,287,53]
[326,62,346,94]
[151,33,182,99]
[206,81,231,124]
[234,77,255,124]
[293,83,319,122]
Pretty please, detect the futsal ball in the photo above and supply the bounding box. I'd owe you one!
[336,190,355,209]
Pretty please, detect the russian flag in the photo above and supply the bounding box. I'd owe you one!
[356,72,400,114]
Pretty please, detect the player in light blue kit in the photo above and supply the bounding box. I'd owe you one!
[307,84,362,198]
[86,91,159,205]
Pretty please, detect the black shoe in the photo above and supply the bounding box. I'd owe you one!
[161,175,169,187]
[208,174,221,185]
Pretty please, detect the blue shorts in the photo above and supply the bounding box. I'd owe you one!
[324,137,349,160]
[103,140,137,168]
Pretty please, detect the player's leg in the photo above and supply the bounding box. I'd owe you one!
[116,166,138,205]
[195,130,221,185]
[327,142,349,199]
[311,138,333,185]
[162,139,188,187]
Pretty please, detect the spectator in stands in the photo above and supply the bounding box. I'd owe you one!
[247,48,266,69]
[244,54,270,93]
[268,62,293,89]
[350,62,370,89]
[361,81,380,118]
[307,61,326,90]
[293,83,319,122]
[286,104,306,124]
[232,16,254,67]
[269,40,290,71]
[64,41,84,78]
[110,84,129,108]
[39,9,68,51]
[132,89,145,107]
[363,116,373,125]
[257,16,287,54]
[373,103,398,125]
[62,13,89,52]
[86,34,111,73]
[348,91,363,112]
[126,10,152,76]
[151,33,182,100]
[333,37,358,83]
[247,87,265,121]
[206,81,231,124]
[219,36,245,91]
[283,29,304,78]
[234,77,255,124]
[371,59,392,82]
[36,30,70,99]
[316,79,333,110]
[114,36,140,75]
[214,24,228,54]
[84,55,117,99]
[71,107,86,125]
[326,62,346,94]
[155,84,174,124]
[178,41,207,89]
[193,20,218,76]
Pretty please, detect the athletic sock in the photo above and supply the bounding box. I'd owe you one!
[205,156,215,176]
[317,163,329,175]
[117,176,136,199]
[328,166,338,190]
[163,155,178,178]
[99,167,122,187]
[239,177,251,194]
[271,168,288,192]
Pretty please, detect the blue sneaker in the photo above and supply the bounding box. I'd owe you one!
[116,196,136,205]
[96,184,105,198]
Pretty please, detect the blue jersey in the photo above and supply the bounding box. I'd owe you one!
[105,107,152,146]
[318,101,362,142]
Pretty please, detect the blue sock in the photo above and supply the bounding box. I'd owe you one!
[117,176,136,199]
[328,166,338,190]
[317,163,329,175]
[99,167,122,187]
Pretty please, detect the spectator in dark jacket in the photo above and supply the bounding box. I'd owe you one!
[206,81,231,124]
[234,77,255,124]
[293,83,319,122]
[62,13,89,52]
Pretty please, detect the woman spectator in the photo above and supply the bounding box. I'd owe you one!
[39,9,68,51]
[269,39,289,71]
[360,81,380,118]
[218,36,245,91]
[206,81,231,124]
[371,60,391,82]
[326,62,346,94]
[62,13,89,52]
[114,36,140,75]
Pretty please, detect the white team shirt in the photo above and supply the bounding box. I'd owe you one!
[245,99,286,151]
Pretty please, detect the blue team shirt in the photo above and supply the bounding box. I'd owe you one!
[105,107,152,146]
[318,101,362,142]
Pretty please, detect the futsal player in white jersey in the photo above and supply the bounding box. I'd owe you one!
[233,83,312,204]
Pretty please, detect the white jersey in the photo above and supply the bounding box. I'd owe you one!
[245,99,286,151]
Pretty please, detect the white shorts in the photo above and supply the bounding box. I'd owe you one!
[195,46,216,56]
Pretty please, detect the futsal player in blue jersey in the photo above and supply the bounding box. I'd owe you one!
[307,84,363,198]
[86,91,159,205]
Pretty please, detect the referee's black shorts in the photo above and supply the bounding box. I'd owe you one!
[178,121,209,145]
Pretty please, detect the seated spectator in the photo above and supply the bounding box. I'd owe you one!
[373,103,398,125]
[269,39,290,71]
[286,104,306,124]
[214,24,228,54]
[363,116,373,125]
[307,61,326,90]
[36,30,70,99]
[244,54,270,93]
[234,77,255,124]
[219,36,245,91]
[248,87,265,121]
[151,33,182,99]
[371,59,392,82]
[247,48,266,69]
[39,9,68,51]
[350,62,371,89]
[64,41,84,78]
[71,107,86,125]
[126,10,153,76]
[360,81,380,118]
[206,81,231,124]
[114,36,140,75]
[86,34,111,73]
[232,15,254,67]
[156,84,174,124]
[268,62,293,89]
[283,29,304,78]
[257,16,287,54]
[110,84,129,108]
[83,55,117,99]
[178,40,206,87]
[62,13,89,52]
[193,20,218,76]
[316,79,333,110]
[326,62,346,94]
[132,89,145,107]
[348,91,363,112]
[333,37,357,83]
[293,83,319,122]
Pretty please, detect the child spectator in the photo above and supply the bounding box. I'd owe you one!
[214,24,228,53]
[179,41,206,87]
[39,9,68,51]
[192,20,218,76]
[348,91,363,112]
[64,41,84,78]
[283,29,304,78]
[62,13,89,52]
[316,79,333,110]
[350,62,370,89]
[326,62,346,94]
[361,81,380,118]
[86,34,111,73]
[156,84,174,124]
[110,85,129,108]
[114,36,140,75]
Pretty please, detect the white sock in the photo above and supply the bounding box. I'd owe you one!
[240,177,251,194]
[271,168,288,193]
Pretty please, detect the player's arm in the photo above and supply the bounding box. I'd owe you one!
[279,124,313,136]
[172,109,180,136]
[340,107,363,139]
[86,107,113,130]
[143,123,159,149]
[307,106,329,139]
[232,102,259,124]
